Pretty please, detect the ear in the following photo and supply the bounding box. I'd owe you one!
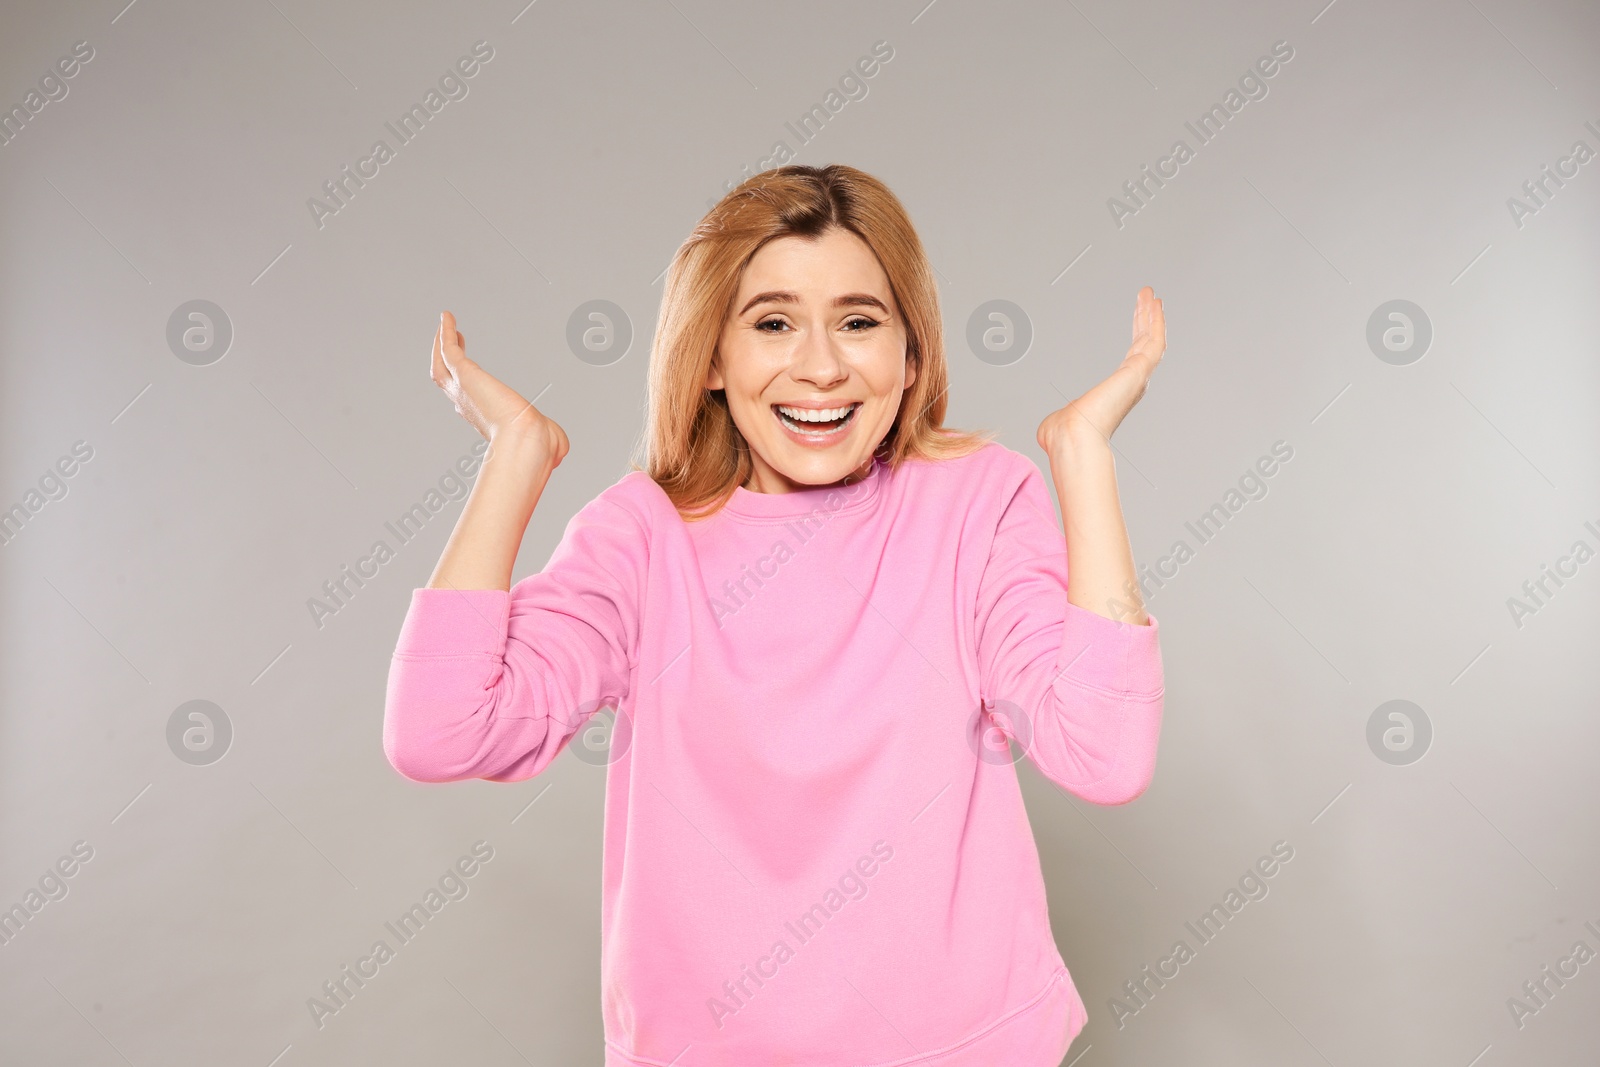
[705,351,724,391]
[902,349,917,392]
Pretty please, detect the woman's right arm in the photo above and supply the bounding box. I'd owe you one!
[383,312,637,785]
[425,309,569,593]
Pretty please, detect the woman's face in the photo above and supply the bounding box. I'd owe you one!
[708,226,916,494]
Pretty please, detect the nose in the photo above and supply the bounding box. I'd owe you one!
[791,325,848,388]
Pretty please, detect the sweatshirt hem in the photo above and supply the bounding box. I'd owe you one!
[602,965,1081,1067]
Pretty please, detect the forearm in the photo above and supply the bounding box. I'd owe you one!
[1048,433,1148,626]
[427,433,557,592]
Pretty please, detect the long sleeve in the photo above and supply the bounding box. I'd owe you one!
[974,455,1165,804]
[382,490,645,784]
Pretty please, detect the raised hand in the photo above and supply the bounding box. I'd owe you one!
[432,310,569,467]
[1037,286,1165,457]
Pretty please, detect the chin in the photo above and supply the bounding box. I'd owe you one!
[771,452,853,483]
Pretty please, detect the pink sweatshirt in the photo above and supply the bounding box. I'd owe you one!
[384,440,1164,1066]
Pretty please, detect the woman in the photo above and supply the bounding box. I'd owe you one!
[384,163,1166,1065]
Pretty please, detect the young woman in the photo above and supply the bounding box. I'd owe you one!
[384,164,1166,1066]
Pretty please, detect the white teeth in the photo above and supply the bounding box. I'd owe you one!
[776,404,857,422]
[774,403,860,437]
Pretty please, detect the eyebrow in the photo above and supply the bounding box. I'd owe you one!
[737,290,891,317]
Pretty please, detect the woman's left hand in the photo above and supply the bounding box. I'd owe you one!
[1037,286,1165,456]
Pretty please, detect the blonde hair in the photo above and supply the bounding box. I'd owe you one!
[630,163,994,520]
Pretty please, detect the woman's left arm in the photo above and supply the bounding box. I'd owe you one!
[1037,286,1166,626]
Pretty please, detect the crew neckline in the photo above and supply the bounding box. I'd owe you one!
[721,455,887,522]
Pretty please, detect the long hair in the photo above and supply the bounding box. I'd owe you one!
[631,163,993,520]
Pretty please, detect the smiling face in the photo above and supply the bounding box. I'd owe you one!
[707,226,916,494]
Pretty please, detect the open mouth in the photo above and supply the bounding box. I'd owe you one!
[773,402,861,439]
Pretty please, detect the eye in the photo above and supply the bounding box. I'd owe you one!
[754,315,881,333]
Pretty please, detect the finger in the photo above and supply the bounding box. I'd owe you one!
[432,313,448,384]
[439,311,462,374]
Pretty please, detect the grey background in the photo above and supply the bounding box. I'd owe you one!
[2,0,1597,1063]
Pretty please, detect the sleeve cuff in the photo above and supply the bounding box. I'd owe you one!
[1054,600,1163,696]
[394,587,510,659]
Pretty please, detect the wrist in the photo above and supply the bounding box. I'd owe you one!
[1047,427,1113,468]
[484,429,558,472]
[476,435,556,515]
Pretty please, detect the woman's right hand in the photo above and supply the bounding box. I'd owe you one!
[422,311,564,592]
[432,310,569,467]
